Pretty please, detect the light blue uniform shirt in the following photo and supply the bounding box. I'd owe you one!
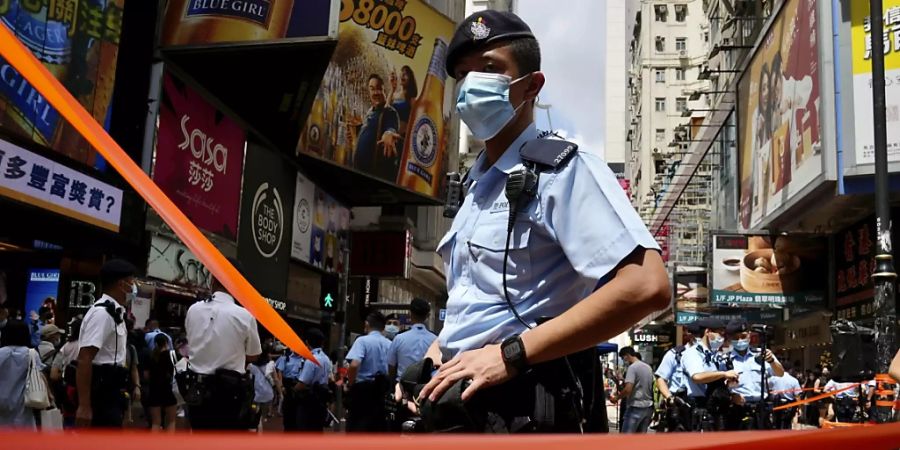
[682,343,724,398]
[655,344,692,393]
[276,353,305,381]
[728,349,777,402]
[388,324,437,380]
[346,331,391,382]
[299,348,333,386]
[768,373,801,401]
[436,123,659,356]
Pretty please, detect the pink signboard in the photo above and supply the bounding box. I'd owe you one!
[154,73,246,240]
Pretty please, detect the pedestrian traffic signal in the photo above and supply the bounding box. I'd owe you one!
[320,275,338,311]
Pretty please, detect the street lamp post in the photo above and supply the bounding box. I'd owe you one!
[869,0,898,424]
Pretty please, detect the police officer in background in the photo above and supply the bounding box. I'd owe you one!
[769,361,801,429]
[654,323,700,431]
[388,298,437,382]
[346,311,391,432]
[416,10,669,433]
[75,259,138,428]
[184,266,262,430]
[294,328,333,431]
[276,341,306,431]
[681,318,736,431]
[723,319,783,430]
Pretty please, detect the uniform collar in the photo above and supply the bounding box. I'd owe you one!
[367,330,383,337]
[469,122,538,182]
[96,294,124,311]
[412,324,426,330]
[212,291,236,304]
[730,349,753,360]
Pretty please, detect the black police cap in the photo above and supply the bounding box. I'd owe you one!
[446,10,535,78]
[695,317,726,331]
[726,319,750,335]
[100,259,136,285]
[684,322,702,335]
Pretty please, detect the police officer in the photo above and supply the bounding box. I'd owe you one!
[654,323,699,431]
[723,319,783,430]
[346,311,391,432]
[275,344,306,431]
[75,259,137,428]
[769,362,801,429]
[416,10,669,434]
[184,266,262,430]
[388,298,437,382]
[824,375,862,423]
[682,318,736,431]
[294,328,333,431]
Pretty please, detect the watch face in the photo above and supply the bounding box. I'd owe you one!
[503,341,521,360]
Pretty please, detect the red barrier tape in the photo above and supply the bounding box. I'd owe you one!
[0,21,315,363]
[3,425,900,450]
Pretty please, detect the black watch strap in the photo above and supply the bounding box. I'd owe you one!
[501,335,528,373]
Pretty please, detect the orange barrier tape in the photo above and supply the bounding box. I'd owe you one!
[821,421,874,429]
[4,424,900,450]
[772,383,861,411]
[769,387,817,396]
[0,23,316,364]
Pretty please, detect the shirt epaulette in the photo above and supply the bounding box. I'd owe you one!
[519,138,578,171]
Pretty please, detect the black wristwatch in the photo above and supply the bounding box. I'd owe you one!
[500,335,528,374]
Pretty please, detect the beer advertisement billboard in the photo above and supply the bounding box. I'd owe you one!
[0,0,126,171]
[160,0,338,48]
[737,0,822,229]
[296,0,455,199]
[710,233,826,308]
[154,73,246,240]
[851,1,900,165]
[291,171,350,273]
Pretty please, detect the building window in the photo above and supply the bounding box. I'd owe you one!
[655,97,666,112]
[654,4,667,22]
[676,38,687,51]
[676,97,687,112]
[675,4,687,22]
[655,68,666,83]
[676,68,686,81]
[656,128,666,142]
[704,31,710,43]
[656,36,666,52]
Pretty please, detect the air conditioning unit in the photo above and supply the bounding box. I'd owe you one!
[679,50,688,59]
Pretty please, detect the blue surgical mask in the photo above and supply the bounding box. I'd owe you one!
[385,325,400,339]
[455,72,530,140]
[709,335,725,351]
[732,338,750,352]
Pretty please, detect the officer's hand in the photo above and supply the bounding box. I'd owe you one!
[424,345,443,370]
[723,370,739,381]
[732,393,746,406]
[418,344,513,403]
[75,405,92,427]
[764,349,776,363]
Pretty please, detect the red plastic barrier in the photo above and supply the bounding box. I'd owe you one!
[0,22,315,363]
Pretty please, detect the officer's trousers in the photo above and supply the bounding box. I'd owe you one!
[89,365,128,428]
[295,393,327,431]
[281,380,299,431]
[347,378,389,432]
[187,371,253,431]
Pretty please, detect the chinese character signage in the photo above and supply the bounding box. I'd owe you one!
[738,0,822,229]
[160,0,337,48]
[0,0,126,170]
[296,0,454,199]
[154,73,245,240]
[711,233,826,307]
[291,172,349,273]
[833,212,900,312]
[237,142,293,302]
[852,1,900,164]
[0,138,123,231]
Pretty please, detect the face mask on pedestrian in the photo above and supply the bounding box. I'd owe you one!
[732,338,750,352]
[708,333,725,351]
[455,72,531,141]
[384,324,400,339]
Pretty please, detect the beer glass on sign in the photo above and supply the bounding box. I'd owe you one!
[397,39,447,196]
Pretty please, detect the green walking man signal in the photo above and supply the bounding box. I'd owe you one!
[323,293,334,310]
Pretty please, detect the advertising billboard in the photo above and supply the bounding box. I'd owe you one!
[0,0,126,170]
[851,1,900,164]
[710,233,826,307]
[291,171,350,273]
[24,268,60,335]
[738,0,822,229]
[154,73,246,240]
[296,0,455,199]
[160,0,337,48]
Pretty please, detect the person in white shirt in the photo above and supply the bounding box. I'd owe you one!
[184,264,262,430]
[75,259,137,428]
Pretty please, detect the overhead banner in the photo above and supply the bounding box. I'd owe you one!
[296,0,455,199]
[0,138,123,231]
[147,233,212,290]
[0,0,126,170]
[237,142,293,301]
[154,73,246,240]
[710,233,826,307]
[738,0,822,229]
[291,172,349,273]
[851,0,900,164]
[160,0,337,48]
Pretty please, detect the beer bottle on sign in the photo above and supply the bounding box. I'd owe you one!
[397,38,447,196]
[161,0,294,46]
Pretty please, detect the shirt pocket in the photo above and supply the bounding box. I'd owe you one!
[467,219,532,303]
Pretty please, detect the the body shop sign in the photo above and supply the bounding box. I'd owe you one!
[237,143,293,301]
[154,73,245,240]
